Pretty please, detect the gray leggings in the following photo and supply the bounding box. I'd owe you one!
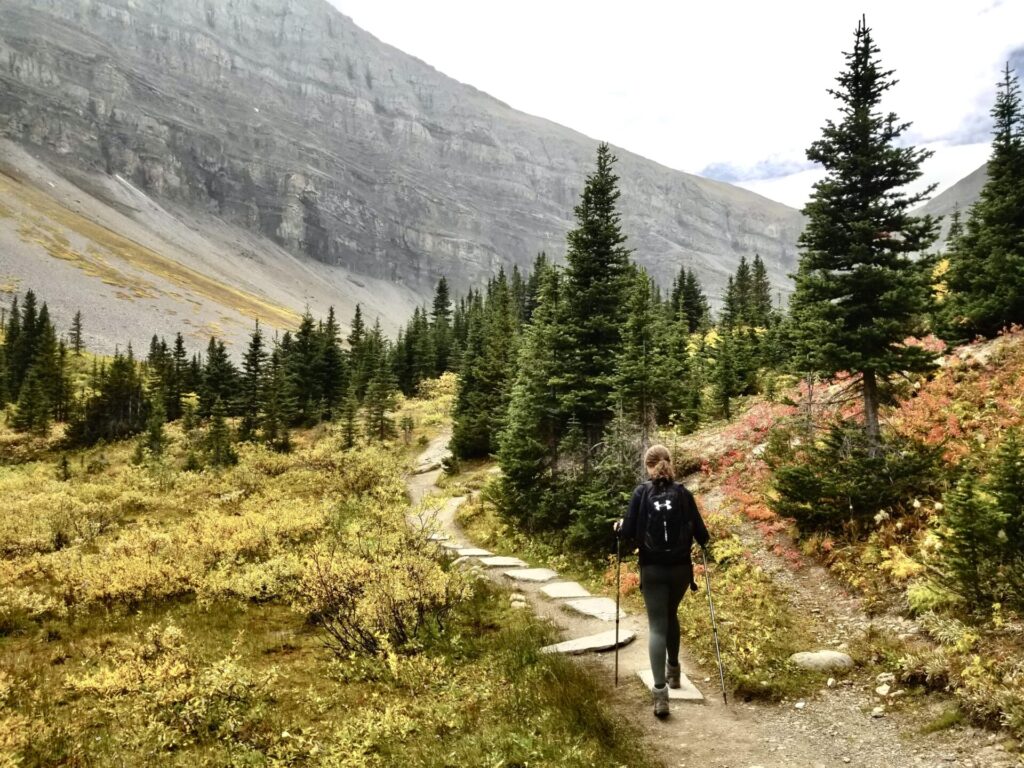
[640,563,688,687]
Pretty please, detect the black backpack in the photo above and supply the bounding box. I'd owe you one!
[642,482,690,556]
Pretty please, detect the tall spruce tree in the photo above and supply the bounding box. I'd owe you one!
[200,337,238,418]
[792,18,938,449]
[320,307,346,418]
[614,267,664,436]
[559,143,632,451]
[70,310,83,356]
[431,278,453,377]
[238,321,268,441]
[498,263,567,525]
[942,64,1024,339]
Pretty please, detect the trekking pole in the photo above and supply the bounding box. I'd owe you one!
[614,534,622,687]
[701,546,728,704]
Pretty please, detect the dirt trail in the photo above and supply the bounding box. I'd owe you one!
[407,432,1016,768]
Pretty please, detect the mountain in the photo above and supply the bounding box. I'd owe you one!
[0,0,804,351]
[916,163,987,242]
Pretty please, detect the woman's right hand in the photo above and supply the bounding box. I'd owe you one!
[612,519,623,533]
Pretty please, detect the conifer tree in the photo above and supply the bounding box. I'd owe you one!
[431,278,453,376]
[938,472,1006,606]
[340,383,360,450]
[238,321,268,441]
[750,254,774,328]
[141,396,167,458]
[70,310,83,356]
[791,18,938,449]
[205,397,238,467]
[364,346,398,442]
[166,333,189,422]
[200,337,239,418]
[498,264,566,521]
[289,310,325,425]
[3,296,20,401]
[943,64,1024,339]
[614,267,664,435]
[559,143,632,450]
[679,268,711,332]
[11,365,51,435]
[320,306,346,418]
[347,304,372,400]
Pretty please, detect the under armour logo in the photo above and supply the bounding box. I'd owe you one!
[653,500,673,512]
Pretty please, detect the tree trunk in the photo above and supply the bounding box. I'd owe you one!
[862,369,881,455]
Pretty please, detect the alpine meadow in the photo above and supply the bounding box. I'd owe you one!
[2,6,1024,768]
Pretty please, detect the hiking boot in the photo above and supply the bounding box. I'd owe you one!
[652,684,670,719]
[666,661,682,689]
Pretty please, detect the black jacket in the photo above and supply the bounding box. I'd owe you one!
[619,480,710,572]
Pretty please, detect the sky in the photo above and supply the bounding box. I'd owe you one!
[327,0,1024,210]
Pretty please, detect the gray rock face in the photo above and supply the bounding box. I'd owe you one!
[0,0,803,301]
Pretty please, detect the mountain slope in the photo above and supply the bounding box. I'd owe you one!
[0,0,803,340]
[916,162,987,241]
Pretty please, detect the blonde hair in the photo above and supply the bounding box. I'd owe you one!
[644,444,674,482]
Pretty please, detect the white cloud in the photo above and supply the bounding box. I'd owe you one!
[328,0,1024,206]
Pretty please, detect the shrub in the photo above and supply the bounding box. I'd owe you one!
[298,511,470,657]
[767,420,943,534]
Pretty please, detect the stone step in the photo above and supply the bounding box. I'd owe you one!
[540,581,591,599]
[637,669,704,701]
[478,556,529,568]
[541,629,637,655]
[428,533,450,541]
[563,596,625,621]
[503,568,558,583]
[455,547,493,557]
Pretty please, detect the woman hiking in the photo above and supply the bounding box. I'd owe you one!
[615,444,709,718]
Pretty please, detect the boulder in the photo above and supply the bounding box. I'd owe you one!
[789,650,855,672]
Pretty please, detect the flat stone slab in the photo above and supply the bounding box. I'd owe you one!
[637,669,705,701]
[789,650,854,672]
[440,541,462,551]
[478,556,529,568]
[541,581,591,599]
[428,533,450,541]
[563,597,625,621]
[542,629,637,655]
[503,568,558,583]
[455,547,493,558]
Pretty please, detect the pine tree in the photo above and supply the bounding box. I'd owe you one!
[347,304,372,400]
[559,143,632,450]
[991,429,1024,602]
[791,18,938,450]
[166,333,189,422]
[937,472,1006,606]
[364,347,398,442]
[200,337,239,418]
[320,306,346,418]
[70,310,83,356]
[680,268,710,333]
[943,64,1024,339]
[205,397,238,467]
[262,344,296,451]
[289,311,325,425]
[450,295,490,458]
[750,254,774,328]
[238,321,268,441]
[141,395,167,458]
[11,365,51,435]
[498,264,566,522]
[340,383,360,449]
[431,278,453,376]
[614,267,663,435]
[3,295,20,402]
